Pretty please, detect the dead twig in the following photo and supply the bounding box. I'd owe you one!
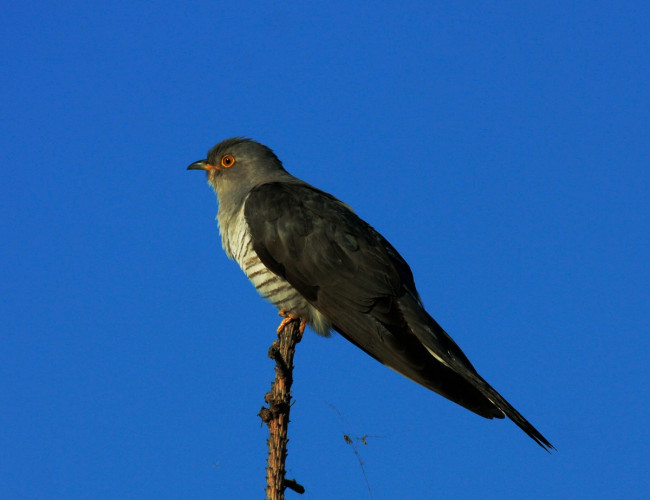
[259,318,305,499]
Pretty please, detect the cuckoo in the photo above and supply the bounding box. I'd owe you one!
[187,137,553,451]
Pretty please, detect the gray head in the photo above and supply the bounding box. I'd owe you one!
[187,137,293,207]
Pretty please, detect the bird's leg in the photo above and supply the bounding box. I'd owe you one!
[277,309,307,336]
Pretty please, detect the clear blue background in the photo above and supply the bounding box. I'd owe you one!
[2,1,648,498]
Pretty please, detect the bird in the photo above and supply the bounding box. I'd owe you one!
[187,137,554,451]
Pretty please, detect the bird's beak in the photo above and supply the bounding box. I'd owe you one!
[187,160,211,171]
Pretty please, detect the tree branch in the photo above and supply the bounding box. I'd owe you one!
[259,318,305,499]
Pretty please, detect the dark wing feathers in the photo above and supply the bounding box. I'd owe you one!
[245,182,553,450]
[246,183,405,321]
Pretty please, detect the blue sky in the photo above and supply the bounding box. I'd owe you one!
[2,1,649,498]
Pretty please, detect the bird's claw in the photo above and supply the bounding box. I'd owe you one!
[277,309,307,336]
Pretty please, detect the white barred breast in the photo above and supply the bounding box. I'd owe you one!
[218,204,331,336]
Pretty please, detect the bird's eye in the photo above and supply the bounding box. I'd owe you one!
[221,155,235,168]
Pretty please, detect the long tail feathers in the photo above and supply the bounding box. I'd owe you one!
[479,380,555,452]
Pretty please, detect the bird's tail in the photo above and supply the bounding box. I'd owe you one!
[398,294,555,450]
[473,376,555,452]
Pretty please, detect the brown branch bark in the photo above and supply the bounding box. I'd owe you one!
[258,319,305,499]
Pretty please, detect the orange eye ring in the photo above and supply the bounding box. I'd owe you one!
[221,154,235,168]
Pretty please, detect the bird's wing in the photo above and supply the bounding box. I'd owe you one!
[244,182,553,450]
[245,183,488,402]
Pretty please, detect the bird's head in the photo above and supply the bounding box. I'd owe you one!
[187,137,288,205]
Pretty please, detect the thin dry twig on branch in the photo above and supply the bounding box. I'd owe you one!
[258,318,305,499]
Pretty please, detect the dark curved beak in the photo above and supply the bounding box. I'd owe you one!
[187,160,208,170]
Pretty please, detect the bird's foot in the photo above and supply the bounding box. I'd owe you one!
[277,309,307,336]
